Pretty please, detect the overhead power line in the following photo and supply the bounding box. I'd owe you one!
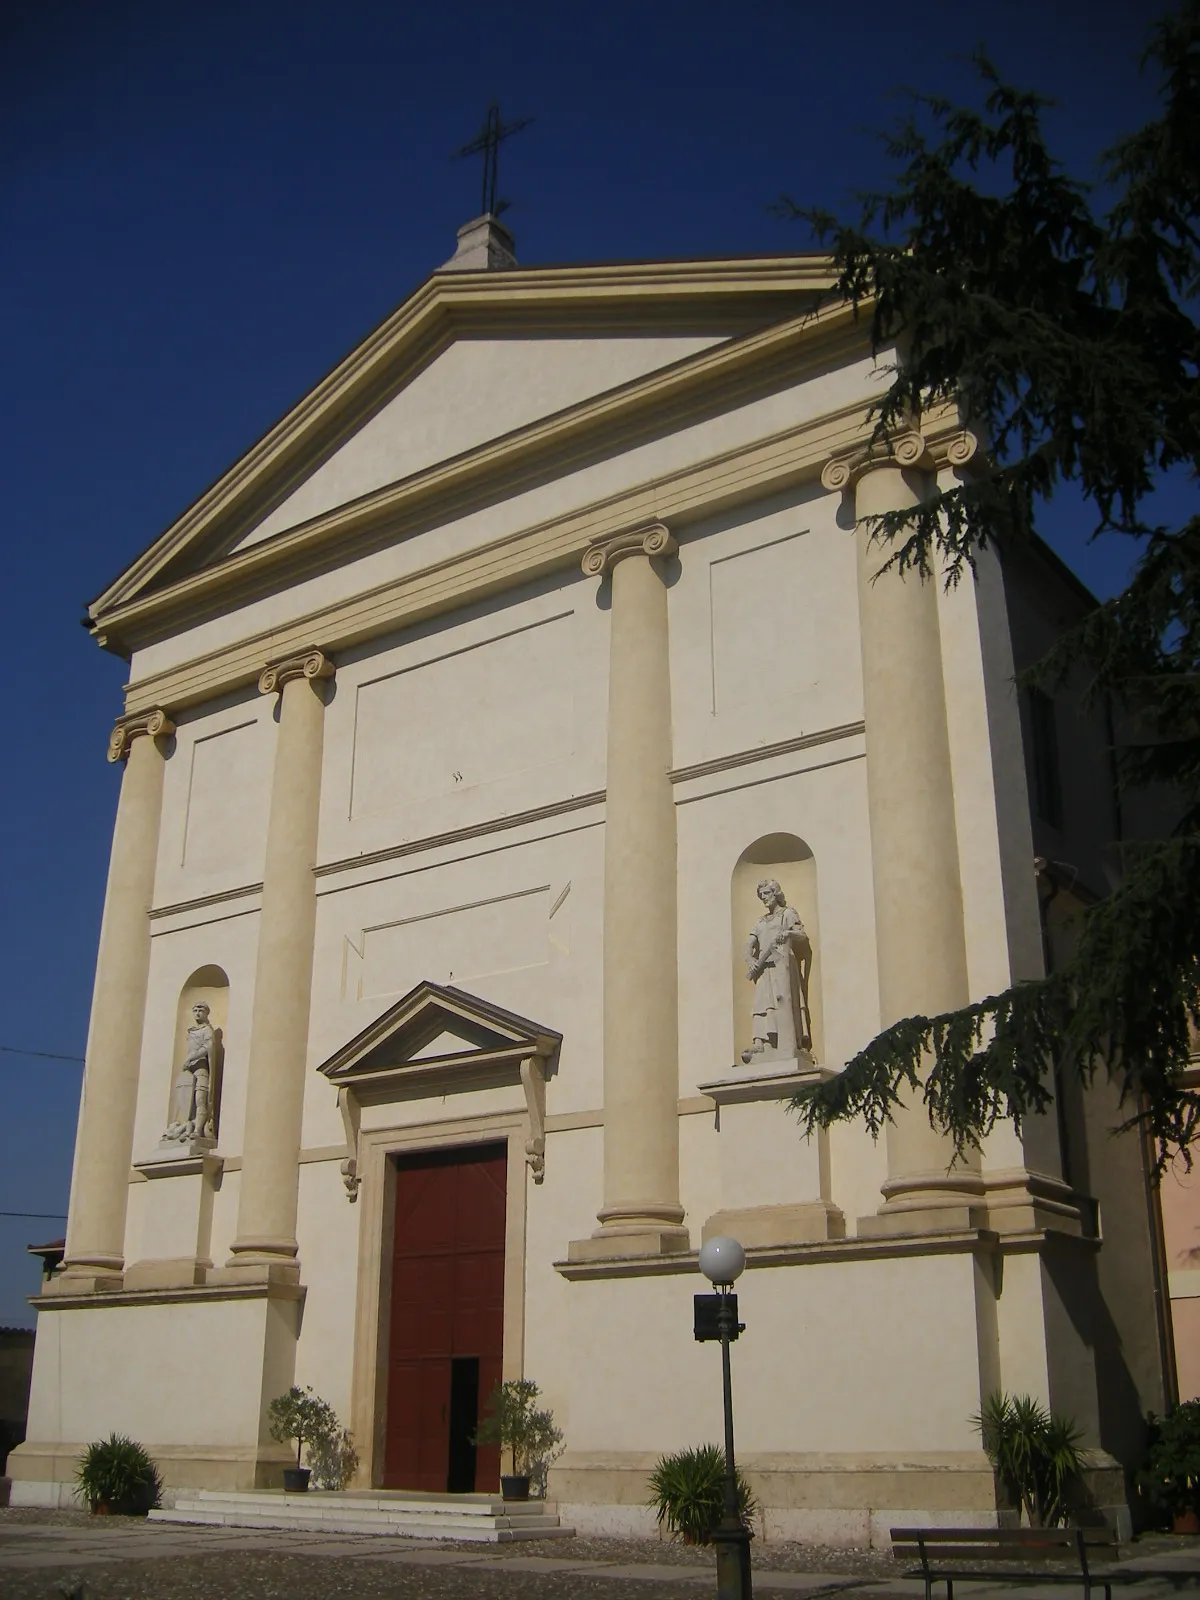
[0,1045,84,1064]
[0,1210,67,1220]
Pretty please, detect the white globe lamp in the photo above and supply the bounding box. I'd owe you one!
[699,1234,746,1288]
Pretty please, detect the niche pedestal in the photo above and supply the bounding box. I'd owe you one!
[698,1060,845,1246]
[124,1143,223,1289]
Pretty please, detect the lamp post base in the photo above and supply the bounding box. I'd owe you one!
[711,1516,753,1600]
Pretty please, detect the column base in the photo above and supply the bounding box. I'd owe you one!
[857,1169,987,1238]
[44,1267,125,1296]
[569,1204,690,1262]
[226,1236,299,1268]
[208,1261,302,1288]
[567,1226,691,1262]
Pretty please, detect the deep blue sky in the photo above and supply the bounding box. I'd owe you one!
[0,0,1169,1325]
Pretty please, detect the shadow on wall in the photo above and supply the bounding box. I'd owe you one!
[0,1327,35,1476]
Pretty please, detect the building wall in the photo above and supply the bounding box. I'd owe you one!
[11,300,1159,1537]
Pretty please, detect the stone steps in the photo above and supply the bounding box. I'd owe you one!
[150,1488,575,1542]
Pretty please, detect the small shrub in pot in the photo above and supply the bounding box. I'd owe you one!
[1138,1400,1200,1529]
[472,1378,563,1499]
[267,1386,338,1492]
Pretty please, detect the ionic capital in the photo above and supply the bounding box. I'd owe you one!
[821,427,979,493]
[107,708,175,764]
[258,648,335,696]
[581,522,677,578]
[821,430,929,494]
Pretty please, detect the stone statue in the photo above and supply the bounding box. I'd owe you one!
[162,1002,218,1143]
[741,879,813,1065]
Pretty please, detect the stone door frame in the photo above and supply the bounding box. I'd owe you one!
[348,1111,528,1489]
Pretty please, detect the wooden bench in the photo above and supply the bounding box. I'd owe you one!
[891,1526,1128,1600]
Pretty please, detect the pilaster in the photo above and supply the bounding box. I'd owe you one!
[226,648,333,1275]
[59,709,175,1289]
[569,524,689,1261]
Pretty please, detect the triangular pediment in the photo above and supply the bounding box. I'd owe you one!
[319,980,560,1102]
[86,255,840,657]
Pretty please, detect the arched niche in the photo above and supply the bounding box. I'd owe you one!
[730,834,823,1064]
[167,965,228,1139]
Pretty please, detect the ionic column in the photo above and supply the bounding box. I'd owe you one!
[62,709,175,1286]
[570,523,689,1260]
[824,439,982,1232]
[227,649,333,1273]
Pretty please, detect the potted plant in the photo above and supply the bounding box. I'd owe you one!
[267,1386,337,1493]
[1138,1401,1200,1532]
[648,1443,758,1544]
[473,1378,563,1500]
[307,1425,359,1491]
[973,1391,1085,1528]
[75,1435,162,1516]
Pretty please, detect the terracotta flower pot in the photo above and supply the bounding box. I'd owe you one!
[91,1501,111,1516]
[1173,1508,1200,1535]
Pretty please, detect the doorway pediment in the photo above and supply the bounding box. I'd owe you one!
[319,980,560,1101]
[319,982,561,1193]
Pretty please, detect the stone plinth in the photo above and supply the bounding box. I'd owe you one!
[698,1060,845,1247]
[123,1145,224,1289]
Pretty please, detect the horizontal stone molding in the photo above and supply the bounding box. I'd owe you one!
[31,1278,305,1310]
[149,882,264,921]
[117,394,882,717]
[556,1226,1008,1280]
[106,707,175,763]
[669,722,865,785]
[313,790,606,883]
[91,257,843,627]
[94,293,860,653]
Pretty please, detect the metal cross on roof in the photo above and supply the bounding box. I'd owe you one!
[455,101,533,219]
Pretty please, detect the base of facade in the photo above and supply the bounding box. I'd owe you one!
[567,1226,691,1262]
[553,1451,1000,1547]
[8,1440,293,1501]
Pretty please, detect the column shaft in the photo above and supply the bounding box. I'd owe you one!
[572,526,687,1258]
[64,713,172,1281]
[853,464,981,1227]
[229,657,330,1270]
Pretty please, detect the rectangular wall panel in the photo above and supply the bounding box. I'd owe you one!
[350,615,574,818]
[347,886,551,1002]
[181,720,271,879]
[709,532,817,713]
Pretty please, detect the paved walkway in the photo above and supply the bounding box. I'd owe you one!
[2,1513,1199,1599]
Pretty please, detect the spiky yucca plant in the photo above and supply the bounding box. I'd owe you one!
[973,1392,1085,1527]
[648,1444,758,1543]
[74,1434,162,1516]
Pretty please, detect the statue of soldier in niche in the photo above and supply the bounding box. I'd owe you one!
[162,1001,218,1143]
[741,878,813,1064]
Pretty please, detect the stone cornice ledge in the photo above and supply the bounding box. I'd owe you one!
[32,1279,306,1310]
[554,1221,1098,1280]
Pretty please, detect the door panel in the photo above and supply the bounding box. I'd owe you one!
[384,1144,507,1492]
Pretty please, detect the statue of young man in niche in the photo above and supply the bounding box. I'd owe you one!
[162,1001,218,1143]
[741,878,813,1065]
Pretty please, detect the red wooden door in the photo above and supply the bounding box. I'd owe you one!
[384,1144,507,1491]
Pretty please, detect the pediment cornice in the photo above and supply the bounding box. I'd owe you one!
[86,256,847,657]
[321,981,562,1194]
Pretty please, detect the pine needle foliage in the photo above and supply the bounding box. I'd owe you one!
[783,1,1200,1165]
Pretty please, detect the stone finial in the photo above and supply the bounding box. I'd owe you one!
[581,522,677,578]
[257,649,335,696]
[440,214,517,272]
[107,708,175,763]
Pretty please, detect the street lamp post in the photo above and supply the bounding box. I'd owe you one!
[697,1235,752,1600]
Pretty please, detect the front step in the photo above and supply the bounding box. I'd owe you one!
[150,1488,575,1542]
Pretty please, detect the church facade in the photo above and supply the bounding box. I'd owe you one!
[11,221,1169,1540]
